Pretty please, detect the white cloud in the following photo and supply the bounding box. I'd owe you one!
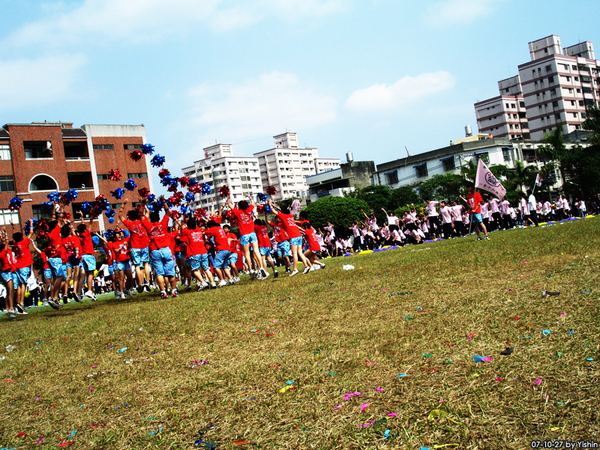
[345,71,455,112]
[0,54,88,110]
[5,0,348,47]
[425,0,506,26]
[187,71,337,146]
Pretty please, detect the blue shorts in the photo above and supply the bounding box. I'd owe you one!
[228,253,238,266]
[277,240,291,257]
[188,254,209,271]
[14,267,31,285]
[290,236,303,247]
[472,213,483,223]
[80,254,96,272]
[240,232,257,246]
[48,257,66,279]
[108,265,114,276]
[68,255,81,268]
[213,250,231,269]
[115,260,131,272]
[43,268,52,281]
[150,247,176,277]
[130,247,150,265]
[1,271,15,284]
[259,247,271,256]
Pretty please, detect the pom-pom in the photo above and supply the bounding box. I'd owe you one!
[160,175,172,187]
[24,219,38,235]
[138,187,150,198]
[169,210,181,220]
[158,168,170,179]
[194,208,207,220]
[185,192,195,203]
[150,154,166,167]
[257,204,266,214]
[46,192,62,203]
[104,229,116,241]
[265,186,277,196]
[142,143,155,155]
[188,178,198,187]
[201,183,212,195]
[180,205,192,216]
[256,192,268,203]
[95,194,110,211]
[80,202,93,214]
[129,150,143,161]
[124,179,137,191]
[60,189,79,205]
[111,188,126,200]
[63,211,72,221]
[41,201,54,210]
[290,199,301,215]
[109,169,122,181]
[167,178,179,192]
[188,184,201,194]
[225,209,238,225]
[147,194,156,204]
[179,176,190,188]
[9,197,23,210]
[218,185,230,198]
[105,209,116,218]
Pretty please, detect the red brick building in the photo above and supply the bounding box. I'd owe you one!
[0,122,154,232]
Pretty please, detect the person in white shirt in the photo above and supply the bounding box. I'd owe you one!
[488,196,503,231]
[452,202,465,236]
[576,199,587,218]
[527,190,539,226]
[439,201,454,239]
[425,199,441,238]
[519,193,532,226]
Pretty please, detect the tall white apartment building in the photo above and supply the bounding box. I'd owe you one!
[181,143,263,209]
[475,35,600,141]
[253,132,340,201]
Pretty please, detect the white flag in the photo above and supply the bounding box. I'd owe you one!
[535,173,542,187]
[475,158,506,199]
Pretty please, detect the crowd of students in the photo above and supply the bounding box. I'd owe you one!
[0,189,592,318]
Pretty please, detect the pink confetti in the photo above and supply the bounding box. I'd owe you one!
[35,398,40,401]
[359,421,376,428]
[374,387,384,393]
[343,391,362,401]
[532,378,542,385]
[560,312,566,317]
[88,387,94,390]
[481,357,492,362]
[36,437,45,443]
[360,403,369,412]
[468,333,477,340]
[387,413,397,417]
[495,377,502,381]
[333,404,343,410]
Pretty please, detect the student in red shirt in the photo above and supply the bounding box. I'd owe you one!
[462,183,490,241]
[75,211,98,301]
[119,201,151,293]
[0,229,17,316]
[107,230,133,299]
[141,200,177,298]
[301,222,326,270]
[61,223,82,303]
[227,198,269,279]
[176,216,216,290]
[203,220,234,287]
[45,208,68,308]
[12,221,35,314]
[268,199,312,276]
[254,219,278,278]
[222,225,241,283]
[267,214,291,273]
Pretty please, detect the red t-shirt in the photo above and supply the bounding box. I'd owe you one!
[110,238,131,263]
[277,212,301,239]
[180,228,208,256]
[204,226,230,252]
[142,215,171,251]
[269,221,289,243]
[0,248,16,272]
[79,229,95,255]
[254,224,271,248]
[47,225,62,258]
[304,227,321,252]
[227,232,239,252]
[61,236,81,263]
[467,191,484,214]
[13,239,33,270]
[122,219,150,249]
[231,205,255,236]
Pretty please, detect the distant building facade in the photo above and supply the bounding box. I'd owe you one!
[253,132,340,201]
[475,35,600,141]
[181,143,263,210]
[0,122,152,232]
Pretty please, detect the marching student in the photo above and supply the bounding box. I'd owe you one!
[462,184,489,241]
[0,230,16,316]
[176,216,216,290]
[119,201,151,292]
[254,218,278,278]
[12,221,35,315]
[203,220,234,287]
[75,211,98,301]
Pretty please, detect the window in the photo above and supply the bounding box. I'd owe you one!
[29,175,58,191]
[572,65,577,70]
[548,76,554,83]
[127,173,148,179]
[475,152,490,164]
[550,89,556,95]
[566,76,571,82]
[124,144,142,150]
[441,157,455,171]
[415,164,428,178]
[0,176,14,192]
[545,65,552,72]
[568,88,573,94]
[579,100,584,107]
[0,144,11,160]
[24,141,53,159]
[502,148,512,162]
[519,102,525,108]
[384,171,398,184]
[552,101,559,107]
[97,174,110,180]
[574,77,579,82]
[93,144,114,150]
[32,205,52,221]
[0,209,19,225]
[555,114,561,120]
[573,112,578,118]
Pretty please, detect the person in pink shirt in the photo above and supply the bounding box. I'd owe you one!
[451,201,465,237]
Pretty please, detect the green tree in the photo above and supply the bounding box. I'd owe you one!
[582,105,600,145]
[417,173,466,202]
[304,196,370,236]
[389,185,420,207]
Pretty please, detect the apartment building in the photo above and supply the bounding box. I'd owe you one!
[0,122,152,232]
[475,35,600,141]
[253,132,340,201]
[181,143,263,210]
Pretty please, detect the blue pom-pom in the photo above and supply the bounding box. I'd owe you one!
[47,192,62,203]
[201,183,212,194]
[104,229,116,241]
[185,192,195,203]
[147,194,156,203]
[180,205,191,215]
[266,205,272,213]
[188,178,198,187]
[111,188,126,200]
[257,193,268,202]
[108,217,115,224]
[150,154,166,168]
[24,219,38,235]
[9,196,23,210]
[124,179,137,191]
[142,143,155,155]
[92,236,100,246]
[160,175,172,187]
[169,178,179,189]
[105,209,116,218]
[65,189,79,203]
[41,201,54,210]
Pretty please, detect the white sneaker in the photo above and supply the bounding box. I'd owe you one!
[115,291,121,299]
[303,266,311,274]
[289,270,299,277]
[261,268,269,278]
[234,277,240,283]
[84,290,97,301]
[217,280,228,288]
[197,282,208,291]
[210,282,217,289]
[121,292,127,300]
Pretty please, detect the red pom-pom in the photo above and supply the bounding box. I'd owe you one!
[257,204,266,214]
[158,168,170,178]
[194,208,207,220]
[169,210,181,220]
[167,184,179,193]
[138,187,150,198]
[225,209,238,225]
[63,212,72,221]
[179,176,190,188]
[109,169,122,181]
[130,150,143,162]
[265,185,277,196]
[189,184,202,194]
[218,185,230,198]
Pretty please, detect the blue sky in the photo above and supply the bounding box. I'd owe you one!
[2,0,600,192]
